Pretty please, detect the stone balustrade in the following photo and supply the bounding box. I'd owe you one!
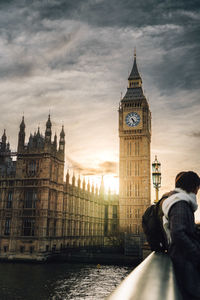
[107,252,182,300]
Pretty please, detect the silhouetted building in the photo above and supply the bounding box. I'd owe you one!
[0,116,118,261]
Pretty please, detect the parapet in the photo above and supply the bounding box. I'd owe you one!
[107,252,182,300]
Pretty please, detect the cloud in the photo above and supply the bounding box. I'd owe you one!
[0,61,35,79]
[98,161,117,174]
[30,0,200,29]
[190,131,200,138]
[0,0,199,200]
[66,156,117,176]
[0,1,199,94]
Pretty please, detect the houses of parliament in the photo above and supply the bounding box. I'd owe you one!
[0,52,151,261]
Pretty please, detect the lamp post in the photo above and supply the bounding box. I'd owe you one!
[152,155,161,203]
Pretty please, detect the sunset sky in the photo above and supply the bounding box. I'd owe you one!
[0,1,199,204]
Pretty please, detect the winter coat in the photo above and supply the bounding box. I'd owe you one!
[168,200,200,300]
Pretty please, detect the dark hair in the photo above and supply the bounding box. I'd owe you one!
[175,171,200,193]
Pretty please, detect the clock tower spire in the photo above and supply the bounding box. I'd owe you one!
[119,50,151,240]
[128,49,142,88]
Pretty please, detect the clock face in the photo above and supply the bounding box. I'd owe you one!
[125,112,140,127]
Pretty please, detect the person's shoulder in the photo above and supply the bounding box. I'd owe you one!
[169,200,191,216]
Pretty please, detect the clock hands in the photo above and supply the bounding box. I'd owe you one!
[126,112,140,127]
[131,117,137,123]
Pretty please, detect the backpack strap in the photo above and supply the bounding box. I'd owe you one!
[156,190,179,212]
[155,190,179,250]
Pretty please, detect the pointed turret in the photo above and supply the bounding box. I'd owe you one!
[59,125,65,153]
[37,127,40,137]
[66,169,70,185]
[45,114,52,143]
[128,49,142,88]
[53,133,57,150]
[87,180,90,192]
[121,49,145,102]
[1,129,7,152]
[20,116,25,130]
[72,172,76,186]
[2,129,6,144]
[78,175,81,188]
[128,49,141,80]
[99,175,105,195]
[82,177,86,190]
[18,117,25,153]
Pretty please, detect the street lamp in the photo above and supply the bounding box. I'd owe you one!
[152,155,161,203]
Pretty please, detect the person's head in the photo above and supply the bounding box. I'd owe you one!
[175,171,200,194]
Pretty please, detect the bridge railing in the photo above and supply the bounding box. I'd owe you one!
[107,252,182,300]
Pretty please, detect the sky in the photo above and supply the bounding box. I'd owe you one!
[0,0,200,202]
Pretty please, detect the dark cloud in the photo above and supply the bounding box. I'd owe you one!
[0,62,35,79]
[2,0,200,30]
[190,131,200,138]
[31,0,200,29]
[0,0,199,94]
[146,24,200,94]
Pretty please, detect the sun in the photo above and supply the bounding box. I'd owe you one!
[88,174,119,194]
[103,175,119,194]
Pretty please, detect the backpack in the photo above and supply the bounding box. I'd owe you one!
[142,197,168,252]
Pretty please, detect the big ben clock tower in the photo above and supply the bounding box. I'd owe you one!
[119,50,151,236]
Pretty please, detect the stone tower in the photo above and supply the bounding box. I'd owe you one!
[119,50,151,235]
[12,115,65,259]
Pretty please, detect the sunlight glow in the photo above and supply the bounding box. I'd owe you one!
[86,174,119,194]
[103,175,119,194]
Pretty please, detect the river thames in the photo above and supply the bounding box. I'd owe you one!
[0,262,133,299]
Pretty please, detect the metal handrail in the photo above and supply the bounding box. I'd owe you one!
[107,252,182,300]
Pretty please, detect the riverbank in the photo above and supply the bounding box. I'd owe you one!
[51,251,141,266]
[0,248,141,266]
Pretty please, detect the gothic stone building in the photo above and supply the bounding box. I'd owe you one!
[0,52,151,261]
[119,51,151,254]
[0,116,118,261]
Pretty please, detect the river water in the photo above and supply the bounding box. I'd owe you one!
[0,262,133,300]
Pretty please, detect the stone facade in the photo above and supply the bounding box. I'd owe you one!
[0,52,151,260]
[119,51,151,235]
[0,116,118,261]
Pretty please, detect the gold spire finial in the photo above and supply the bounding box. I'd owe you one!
[134,47,136,59]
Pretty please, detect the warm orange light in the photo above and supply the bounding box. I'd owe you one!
[87,174,119,194]
[103,175,119,194]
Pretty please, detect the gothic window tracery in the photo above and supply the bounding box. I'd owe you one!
[22,218,35,236]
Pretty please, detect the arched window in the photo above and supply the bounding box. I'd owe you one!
[22,218,35,236]
[24,190,37,208]
[28,160,37,176]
